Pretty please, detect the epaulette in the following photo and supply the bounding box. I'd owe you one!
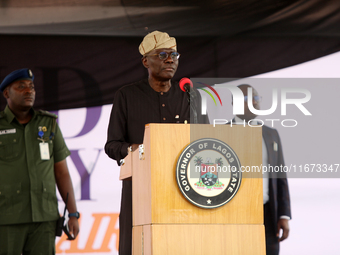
[38,110,58,119]
[0,111,4,119]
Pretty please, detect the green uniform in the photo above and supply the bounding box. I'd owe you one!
[0,105,70,225]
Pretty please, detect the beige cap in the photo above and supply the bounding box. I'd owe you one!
[139,31,177,55]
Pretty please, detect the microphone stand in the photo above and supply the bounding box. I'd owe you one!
[185,86,198,124]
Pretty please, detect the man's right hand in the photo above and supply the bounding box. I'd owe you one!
[130,144,141,152]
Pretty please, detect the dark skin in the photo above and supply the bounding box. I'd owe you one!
[3,80,35,124]
[3,79,79,240]
[277,218,289,241]
[54,160,79,240]
[235,84,289,242]
[128,48,179,151]
[142,48,178,92]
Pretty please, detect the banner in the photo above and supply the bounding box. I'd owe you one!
[55,105,120,255]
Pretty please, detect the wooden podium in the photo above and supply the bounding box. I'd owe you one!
[120,124,265,255]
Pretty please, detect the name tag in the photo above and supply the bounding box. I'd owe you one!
[40,142,50,160]
[0,129,16,135]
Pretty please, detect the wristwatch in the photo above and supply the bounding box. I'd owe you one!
[69,212,80,219]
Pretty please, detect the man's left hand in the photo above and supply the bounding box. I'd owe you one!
[277,218,289,242]
[67,217,80,240]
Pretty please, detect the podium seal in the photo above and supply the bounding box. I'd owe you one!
[176,138,242,209]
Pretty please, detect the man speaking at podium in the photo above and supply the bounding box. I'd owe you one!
[233,84,291,255]
[105,31,193,255]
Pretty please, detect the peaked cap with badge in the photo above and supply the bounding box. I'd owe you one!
[139,30,177,55]
[0,68,34,92]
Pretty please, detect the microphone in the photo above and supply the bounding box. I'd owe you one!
[179,77,193,93]
[179,77,197,98]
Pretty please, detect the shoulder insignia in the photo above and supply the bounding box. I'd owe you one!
[38,110,58,119]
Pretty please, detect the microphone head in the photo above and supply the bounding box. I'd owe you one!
[179,77,193,92]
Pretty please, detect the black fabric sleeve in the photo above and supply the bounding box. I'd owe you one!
[104,89,130,166]
[275,129,292,219]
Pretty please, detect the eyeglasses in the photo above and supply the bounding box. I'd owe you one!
[244,95,262,102]
[147,52,180,60]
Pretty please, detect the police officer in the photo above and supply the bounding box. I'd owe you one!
[0,69,79,254]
